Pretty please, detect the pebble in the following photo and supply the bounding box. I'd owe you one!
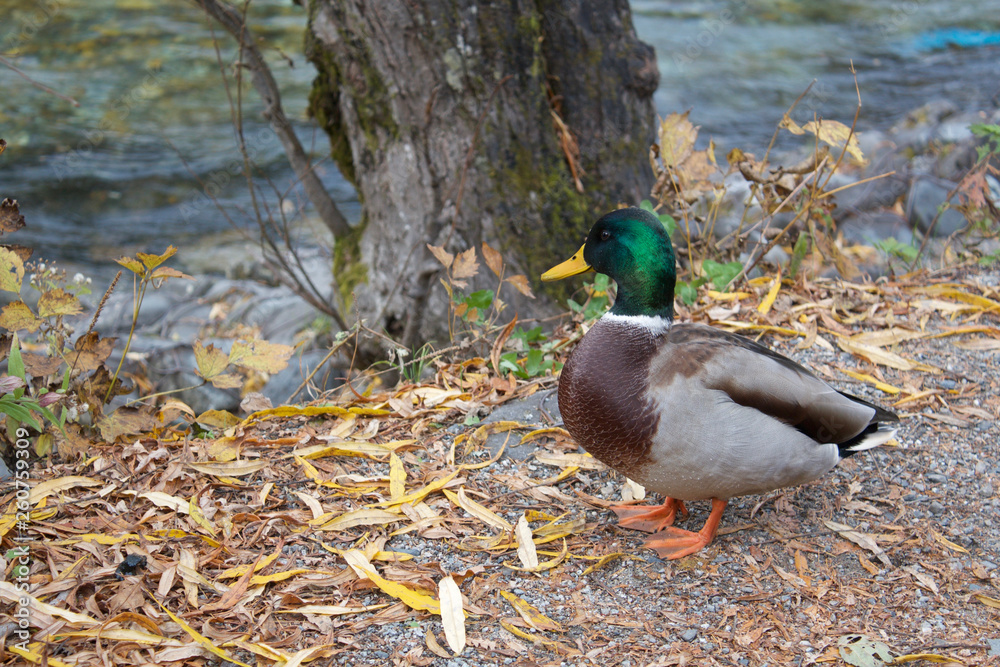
[681,629,698,642]
[928,501,945,515]
[926,473,948,484]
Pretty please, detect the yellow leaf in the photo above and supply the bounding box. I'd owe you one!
[369,468,461,508]
[906,284,1000,312]
[705,290,752,301]
[451,247,479,280]
[444,487,512,532]
[582,552,627,575]
[187,460,266,477]
[7,645,75,667]
[188,497,217,536]
[499,619,579,655]
[439,576,466,654]
[974,593,1000,608]
[534,451,605,470]
[657,111,697,169]
[150,595,252,667]
[0,247,25,292]
[316,508,402,531]
[228,338,294,374]
[348,561,440,614]
[37,288,82,317]
[929,530,969,554]
[0,300,40,332]
[219,552,281,579]
[500,591,564,632]
[757,271,782,315]
[389,452,406,500]
[481,242,503,278]
[116,255,146,275]
[194,341,231,381]
[136,245,178,271]
[892,653,963,664]
[515,515,538,568]
[782,116,865,163]
[249,569,308,585]
[839,369,901,394]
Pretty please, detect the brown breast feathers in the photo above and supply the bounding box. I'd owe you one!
[558,318,662,478]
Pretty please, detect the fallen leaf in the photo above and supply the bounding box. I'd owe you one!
[439,576,466,654]
[515,515,538,568]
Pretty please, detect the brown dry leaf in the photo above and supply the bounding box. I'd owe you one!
[482,242,503,278]
[902,566,940,595]
[186,460,267,477]
[824,520,892,567]
[657,111,697,168]
[451,247,479,280]
[0,197,26,234]
[98,406,156,442]
[836,337,941,373]
[426,630,453,659]
[504,274,535,298]
[438,575,466,654]
[427,243,454,269]
[444,487,512,532]
[515,515,538,568]
[70,332,117,373]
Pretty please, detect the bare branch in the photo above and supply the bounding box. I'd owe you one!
[190,0,351,238]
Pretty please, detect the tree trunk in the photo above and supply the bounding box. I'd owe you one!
[305,0,658,351]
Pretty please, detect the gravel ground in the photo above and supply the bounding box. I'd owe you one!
[4,269,998,667]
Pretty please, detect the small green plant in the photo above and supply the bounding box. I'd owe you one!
[701,259,743,290]
[0,334,65,439]
[567,272,612,321]
[970,123,1000,162]
[873,237,919,264]
[640,199,677,236]
[427,241,535,343]
[676,277,708,306]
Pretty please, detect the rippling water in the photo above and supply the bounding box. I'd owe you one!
[1,0,998,276]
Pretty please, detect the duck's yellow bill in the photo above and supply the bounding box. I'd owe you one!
[541,244,591,281]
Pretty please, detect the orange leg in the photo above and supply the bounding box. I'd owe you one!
[644,498,728,560]
[611,497,689,534]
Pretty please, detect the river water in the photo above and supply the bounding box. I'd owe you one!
[2,0,998,279]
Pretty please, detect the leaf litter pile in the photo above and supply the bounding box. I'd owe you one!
[3,266,1000,667]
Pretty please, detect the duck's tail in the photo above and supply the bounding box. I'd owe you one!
[838,423,898,458]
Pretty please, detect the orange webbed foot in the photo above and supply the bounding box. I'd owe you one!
[611,497,688,533]
[643,498,728,560]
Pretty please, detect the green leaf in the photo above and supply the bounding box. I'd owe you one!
[789,232,810,278]
[465,289,494,310]
[702,260,743,291]
[8,333,26,397]
[0,397,41,431]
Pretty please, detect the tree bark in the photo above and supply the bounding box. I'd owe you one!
[305,0,658,350]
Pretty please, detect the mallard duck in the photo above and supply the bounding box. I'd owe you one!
[541,207,899,559]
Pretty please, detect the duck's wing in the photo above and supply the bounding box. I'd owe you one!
[652,323,898,445]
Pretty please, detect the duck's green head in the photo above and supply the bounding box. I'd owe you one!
[542,207,676,319]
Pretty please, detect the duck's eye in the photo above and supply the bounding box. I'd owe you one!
[600,230,610,241]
